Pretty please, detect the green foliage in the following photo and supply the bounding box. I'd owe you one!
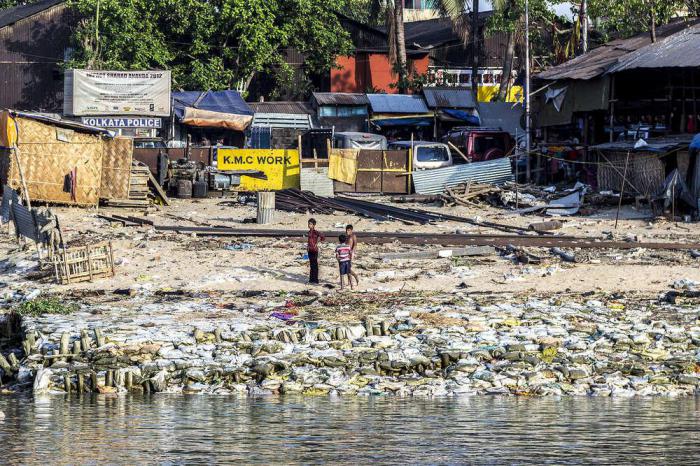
[587,0,683,39]
[13,298,78,317]
[66,0,354,94]
[0,0,29,9]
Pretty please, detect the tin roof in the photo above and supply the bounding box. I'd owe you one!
[312,92,369,106]
[607,23,700,73]
[248,101,314,114]
[423,88,476,109]
[10,110,113,136]
[0,0,65,29]
[367,94,429,114]
[537,19,700,81]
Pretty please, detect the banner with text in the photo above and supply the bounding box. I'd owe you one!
[66,70,171,116]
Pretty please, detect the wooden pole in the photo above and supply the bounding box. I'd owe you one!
[12,147,31,209]
[615,150,630,229]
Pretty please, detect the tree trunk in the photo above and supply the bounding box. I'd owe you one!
[395,0,408,93]
[497,30,515,101]
[650,8,657,42]
[471,0,480,103]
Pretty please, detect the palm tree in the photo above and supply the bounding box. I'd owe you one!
[370,0,468,93]
[369,0,409,92]
[491,0,521,101]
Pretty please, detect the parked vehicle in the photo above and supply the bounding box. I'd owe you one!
[442,127,514,163]
[387,141,453,170]
[133,137,168,149]
[333,132,388,150]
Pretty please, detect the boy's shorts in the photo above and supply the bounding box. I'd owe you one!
[339,261,351,275]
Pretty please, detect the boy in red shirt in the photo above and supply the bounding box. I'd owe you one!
[307,218,324,284]
[335,234,354,290]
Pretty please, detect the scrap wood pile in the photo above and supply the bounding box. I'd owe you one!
[103,162,170,208]
[274,189,536,234]
[394,181,603,218]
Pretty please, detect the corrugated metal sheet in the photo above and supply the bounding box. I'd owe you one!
[300,168,334,196]
[607,24,700,73]
[537,19,700,81]
[367,94,429,114]
[252,113,312,129]
[248,101,314,114]
[12,201,37,241]
[313,92,369,106]
[1,184,17,223]
[423,88,476,109]
[477,102,523,135]
[412,158,513,194]
[0,1,70,111]
[0,0,64,29]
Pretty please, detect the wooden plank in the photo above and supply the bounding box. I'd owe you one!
[147,171,171,206]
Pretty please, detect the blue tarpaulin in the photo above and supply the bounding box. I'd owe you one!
[691,134,700,150]
[371,117,433,128]
[442,108,480,125]
[173,90,253,130]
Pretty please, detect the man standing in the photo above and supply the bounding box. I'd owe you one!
[307,218,324,284]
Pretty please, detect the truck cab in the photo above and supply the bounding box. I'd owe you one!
[443,127,514,163]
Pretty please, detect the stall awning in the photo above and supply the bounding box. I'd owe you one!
[173,90,254,131]
[438,108,480,125]
[370,114,433,128]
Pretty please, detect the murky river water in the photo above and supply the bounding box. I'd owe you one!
[0,395,699,464]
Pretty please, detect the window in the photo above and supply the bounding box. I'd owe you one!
[474,136,506,154]
[319,106,337,117]
[416,146,449,162]
[320,106,367,118]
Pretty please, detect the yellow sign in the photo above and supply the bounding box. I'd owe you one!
[217,148,300,191]
[478,85,524,103]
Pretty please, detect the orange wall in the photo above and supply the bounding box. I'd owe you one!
[331,53,430,94]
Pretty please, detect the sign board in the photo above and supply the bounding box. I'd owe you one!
[81,117,162,129]
[65,70,171,116]
[216,148,300,191]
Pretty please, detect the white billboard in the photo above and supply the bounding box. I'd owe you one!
[65,70,171,116]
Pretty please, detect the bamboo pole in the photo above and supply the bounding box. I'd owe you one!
[615,150,631,229]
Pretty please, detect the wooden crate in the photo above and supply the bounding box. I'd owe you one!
[54,242,115,284]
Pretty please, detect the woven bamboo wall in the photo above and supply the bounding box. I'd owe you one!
[100,136,133,200]
[4,117,104,206]
[598,151,665,197]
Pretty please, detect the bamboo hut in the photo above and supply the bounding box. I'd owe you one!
[0,110,132,206]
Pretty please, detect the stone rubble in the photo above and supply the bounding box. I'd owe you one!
[1,292,699,398]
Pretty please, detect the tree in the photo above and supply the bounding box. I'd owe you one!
[65,0,354,96]
[587,0,683,41]
[369,1,408,92]
[487,0,554,101]
[0,0,37,8]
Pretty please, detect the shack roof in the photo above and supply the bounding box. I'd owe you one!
[592,135,694,153]
[607,23,700,73]
[248,101,314,115]
[423,88,476,109]
[380,12,493,49]
[10,110,112,137]
[0,0,64,29]
[312,92,369,106]
[172,90,253,119]
[367,94,429,114]
[537,19,700,81]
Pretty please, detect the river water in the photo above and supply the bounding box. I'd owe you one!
[0,395,699,464]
